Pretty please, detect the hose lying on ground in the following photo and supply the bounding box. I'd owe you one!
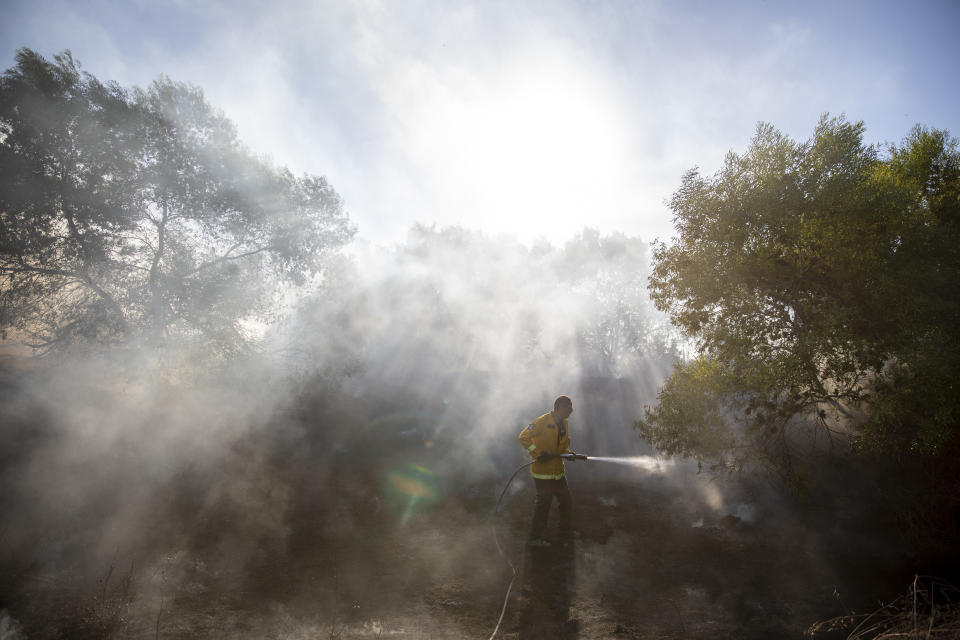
[487,460,534,640]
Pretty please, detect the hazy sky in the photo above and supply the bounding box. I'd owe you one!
[2,0,958,245]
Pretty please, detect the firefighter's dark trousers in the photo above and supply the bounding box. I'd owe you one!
[529,477,572,539]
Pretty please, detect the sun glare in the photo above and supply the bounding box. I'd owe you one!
[405,53,635,242]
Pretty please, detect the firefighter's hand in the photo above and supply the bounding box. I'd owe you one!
[536,452,555,463]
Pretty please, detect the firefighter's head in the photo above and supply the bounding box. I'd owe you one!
[553,395,573,421]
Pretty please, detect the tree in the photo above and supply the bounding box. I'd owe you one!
[638,116,960,483]
[558,229,676,377]
[0,49,355,355]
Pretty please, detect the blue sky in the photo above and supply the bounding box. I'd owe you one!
[2,0,958,245]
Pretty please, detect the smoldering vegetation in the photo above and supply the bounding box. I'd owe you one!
[1,224,948,639]
[0,225,679,637]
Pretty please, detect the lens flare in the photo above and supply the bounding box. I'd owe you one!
[406,463,434,476]
[386,473,433,498]
[384,463,439,525]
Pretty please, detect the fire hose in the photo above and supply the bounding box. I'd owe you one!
[487,452,589,640]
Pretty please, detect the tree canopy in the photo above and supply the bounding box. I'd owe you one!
[0,49,355,355]
[639,116,960,483]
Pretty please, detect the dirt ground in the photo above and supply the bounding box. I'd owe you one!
[2,442,927,640]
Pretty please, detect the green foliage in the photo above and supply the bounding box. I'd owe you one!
[636,358,737,466]
[0,49,355,355]
[642,115,960,476]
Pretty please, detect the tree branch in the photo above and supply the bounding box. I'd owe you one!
[181,244,273,278]
[6,257,129,335]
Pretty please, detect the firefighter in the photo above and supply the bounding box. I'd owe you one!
[518,395,580,547]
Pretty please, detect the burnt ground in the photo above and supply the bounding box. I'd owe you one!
[0,439,937,640]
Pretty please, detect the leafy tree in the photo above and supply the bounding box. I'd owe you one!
[558,229,676,377]
[638,116,960,483]
[0,49,355,354]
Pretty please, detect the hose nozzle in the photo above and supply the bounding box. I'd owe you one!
[536,452,590,463]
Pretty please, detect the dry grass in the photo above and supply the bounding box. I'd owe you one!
[808,576,960,639]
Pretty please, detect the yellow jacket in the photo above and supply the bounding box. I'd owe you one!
[518,412,571,480]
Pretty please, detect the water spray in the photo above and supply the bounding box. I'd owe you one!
[584,455,672,472]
